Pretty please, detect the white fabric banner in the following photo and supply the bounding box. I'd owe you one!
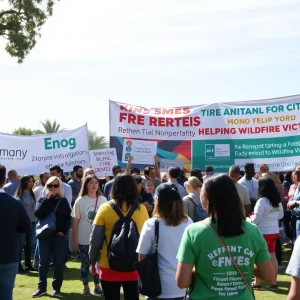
[0,125,89,175]
[89,148,118,177]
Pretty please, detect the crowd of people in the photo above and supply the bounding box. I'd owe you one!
[0,158,300,300]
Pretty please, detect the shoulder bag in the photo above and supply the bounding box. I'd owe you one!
[36,198,62,240]
[135,219,162,297]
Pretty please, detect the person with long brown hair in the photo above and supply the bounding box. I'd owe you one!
[137,183,192,300]
[89,174,148,300]
[15,175,36,274]
[71,175,107,296]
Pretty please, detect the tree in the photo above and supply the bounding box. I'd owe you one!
[88,130,108,150]
[0,0,55,63]
[34,119,65,134]
[13,127,34,135]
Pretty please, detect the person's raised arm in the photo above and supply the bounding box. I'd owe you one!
[154,155,161,180]
[125,156,133,174]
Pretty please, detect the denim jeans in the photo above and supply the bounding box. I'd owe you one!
[18,222,36,267]
[38,236,65,292]
[33,240,39,268]
[0,262,18,300]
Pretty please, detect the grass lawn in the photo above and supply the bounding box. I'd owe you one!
[14,247,292,300]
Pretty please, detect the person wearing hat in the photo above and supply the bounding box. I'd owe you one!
[133,175,154,216]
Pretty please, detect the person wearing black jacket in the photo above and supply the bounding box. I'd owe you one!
[32,176,71,298]
[0,165,31,300]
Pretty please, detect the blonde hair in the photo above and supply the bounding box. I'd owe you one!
[45,176,63,198]
[263,172,282,187]
[82,168,95,183]
[161,172,168,181]
[185,176,201,192]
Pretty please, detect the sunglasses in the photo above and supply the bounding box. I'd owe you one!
[47,184,59,189]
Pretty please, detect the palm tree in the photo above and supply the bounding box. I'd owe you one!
[88,130,108,150]
[34,120,65,134]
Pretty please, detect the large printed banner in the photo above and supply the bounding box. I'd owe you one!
[0,125,89,175]
[109,96,300,172]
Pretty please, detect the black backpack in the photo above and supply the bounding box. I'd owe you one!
[105,200,139,272]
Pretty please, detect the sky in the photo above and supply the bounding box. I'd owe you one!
[1,0,300,138]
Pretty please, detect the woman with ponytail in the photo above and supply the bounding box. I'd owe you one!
[137,183,192,300]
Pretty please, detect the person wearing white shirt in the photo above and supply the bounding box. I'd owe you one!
[33,172,50,200]
[251,177,284,291]
[71,175,107,296]
[137,183,192,300]
[238,163,258,211]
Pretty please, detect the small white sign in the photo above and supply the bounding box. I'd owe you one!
[159,158,184,172]
[89,148,118,177]
[122,139,157,165]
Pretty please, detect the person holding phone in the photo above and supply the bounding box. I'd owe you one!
[71,175,107,296]
[32,176,71,298]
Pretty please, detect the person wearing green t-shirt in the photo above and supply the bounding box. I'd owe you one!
[176,174,275,300]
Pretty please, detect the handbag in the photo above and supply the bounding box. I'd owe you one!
[36,198,62,240]
[135,219,162,297]
[202,221,256,300]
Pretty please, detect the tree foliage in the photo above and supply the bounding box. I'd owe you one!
[13,127,34,135]
[0,0,55,63]
[35,119,65,134]
[88,130,108,150]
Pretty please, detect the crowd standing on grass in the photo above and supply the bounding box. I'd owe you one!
[1,159,300,300]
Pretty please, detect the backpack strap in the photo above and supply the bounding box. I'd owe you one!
[154,219,159,249]
[108,200,137,220]
[125,202,138,219]
[187,196,197,207]
[108,200,124,219]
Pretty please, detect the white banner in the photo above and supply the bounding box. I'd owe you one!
[159,158,184,172]
[89,148,118,177]
[122,139,157,165]
[0,125,89,175]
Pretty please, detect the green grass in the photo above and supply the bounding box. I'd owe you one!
[14,248,292,300]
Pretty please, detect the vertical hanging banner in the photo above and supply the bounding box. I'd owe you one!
[109,95,300,172]
[89,148,118,177]
[0,125,89,175]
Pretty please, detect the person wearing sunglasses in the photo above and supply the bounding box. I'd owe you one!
[32,176,71,298]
